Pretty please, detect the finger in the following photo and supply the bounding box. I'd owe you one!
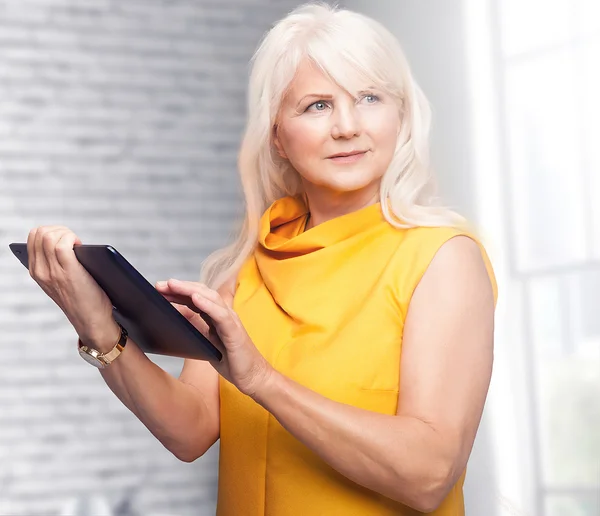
[165,280,224,307]
[33,227,56,280]
[171,302,224,353]
[198,309,217,333]
[161,292,205,312]
[171,302,210,331]
[160,292,196,305]
[41,228,71,277]
[26,227,38,273]
[191,292,232,327]
[55,231,82,270]
[165,294,217,329]
[45,228,74,273]
[188,283,229,311]
[160,281,221,319]
[164,279,204,296]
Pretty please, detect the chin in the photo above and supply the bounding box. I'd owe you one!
[327,173,382,192]
[322,179,380,194]
[300,165,383,194]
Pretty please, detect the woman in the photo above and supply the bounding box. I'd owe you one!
[27,3,497,515]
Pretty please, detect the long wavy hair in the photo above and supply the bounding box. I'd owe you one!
[200,2,468,289]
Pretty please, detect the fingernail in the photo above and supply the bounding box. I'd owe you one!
[156,281,167,288]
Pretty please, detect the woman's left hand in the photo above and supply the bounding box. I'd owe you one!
[156,279,273,397]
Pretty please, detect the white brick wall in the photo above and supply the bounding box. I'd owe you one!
[0,1,300,514]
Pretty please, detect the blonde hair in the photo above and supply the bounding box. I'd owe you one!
[200,1,468,289]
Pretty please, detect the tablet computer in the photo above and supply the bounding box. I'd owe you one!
[8,243,222,362]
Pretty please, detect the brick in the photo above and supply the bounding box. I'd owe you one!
[0,0,299,512]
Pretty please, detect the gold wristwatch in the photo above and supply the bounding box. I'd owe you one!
[78,322,128,369]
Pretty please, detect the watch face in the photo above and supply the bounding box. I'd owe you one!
[79,348,105,368]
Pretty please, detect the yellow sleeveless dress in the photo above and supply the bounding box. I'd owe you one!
[217,194,497,516]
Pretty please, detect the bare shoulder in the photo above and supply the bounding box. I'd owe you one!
[410,233,494,301]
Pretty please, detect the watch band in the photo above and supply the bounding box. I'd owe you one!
[78,322,128,368]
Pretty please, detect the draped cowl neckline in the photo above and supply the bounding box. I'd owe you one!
[254,195,393,324]
[257,194,385,256]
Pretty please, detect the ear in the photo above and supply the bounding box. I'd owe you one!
[272,124,288,159]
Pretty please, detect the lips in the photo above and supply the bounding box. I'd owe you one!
[326,150,368,164]
[327,150,367,159]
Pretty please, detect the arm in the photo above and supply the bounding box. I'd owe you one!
[97,277,238,462]
[95,327,220,462]
[27,225,224,463]
[251,236,495,512]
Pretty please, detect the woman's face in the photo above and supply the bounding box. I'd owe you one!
[273,60,401,200]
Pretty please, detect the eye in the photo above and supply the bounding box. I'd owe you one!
[306,100,330,112]
[361,94,380,104]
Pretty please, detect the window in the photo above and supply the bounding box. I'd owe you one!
[497,0,600,514]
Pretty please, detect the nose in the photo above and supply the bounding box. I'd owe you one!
[331,102,362,140]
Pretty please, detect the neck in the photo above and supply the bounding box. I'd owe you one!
[302,185,380,230]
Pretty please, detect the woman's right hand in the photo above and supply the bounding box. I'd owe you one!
[27,226,118,350]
